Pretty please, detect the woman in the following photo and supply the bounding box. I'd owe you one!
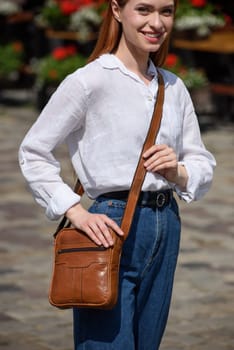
[19,0,216,348]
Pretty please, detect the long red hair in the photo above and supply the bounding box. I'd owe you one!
[88,0,178,66]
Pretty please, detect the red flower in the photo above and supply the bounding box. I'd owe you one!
[52,47,69,60]
[59,1,79,15]
[52,46,77,60]
[65,45,77,56]
[165,53,178,67]
[190,0,206,8]
[56,0,95,14]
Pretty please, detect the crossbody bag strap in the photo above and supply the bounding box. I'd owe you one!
[54,70,165,239]
[120,70,164,239]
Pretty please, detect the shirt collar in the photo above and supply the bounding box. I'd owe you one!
[98,53,158,83]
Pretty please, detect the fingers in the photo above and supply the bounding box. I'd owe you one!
[68,208,124,248]
[85,215,124,248]
[143,144,162,158]
[81,224,104,246]
[143,144,177,172]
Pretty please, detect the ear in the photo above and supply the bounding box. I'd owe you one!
[111,0,121,22]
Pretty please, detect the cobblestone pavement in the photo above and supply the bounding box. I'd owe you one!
[0,93,234,350]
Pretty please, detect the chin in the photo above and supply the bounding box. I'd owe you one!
[145,45,161,54]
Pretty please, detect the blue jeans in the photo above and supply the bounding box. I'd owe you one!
[73,195,181,349]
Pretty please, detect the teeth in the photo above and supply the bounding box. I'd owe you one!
[145,33,160,38]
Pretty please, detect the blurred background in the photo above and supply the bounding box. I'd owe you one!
[0,0,233,120]
[0,1,234,349]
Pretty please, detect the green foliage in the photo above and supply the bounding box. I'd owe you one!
[176,1,215,18]
[36,0,107,33]
[178,68,208,89]
[175,0,226,36]
[0,42,24,78]
[164,53,208,89]
[40,3,70,30]
[36,54,87,86]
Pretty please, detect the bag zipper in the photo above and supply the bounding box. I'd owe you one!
[58,246,107,254]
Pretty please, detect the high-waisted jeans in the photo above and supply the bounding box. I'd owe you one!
[73,195,181,350]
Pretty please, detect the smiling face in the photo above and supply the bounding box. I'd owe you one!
[112,0,175,61]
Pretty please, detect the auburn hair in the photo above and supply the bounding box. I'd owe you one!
[88,0,178,66]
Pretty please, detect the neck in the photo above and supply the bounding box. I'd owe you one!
[114,37,151,82]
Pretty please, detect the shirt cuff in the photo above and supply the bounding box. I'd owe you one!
[172,162,194,202]
[46,183,81,220]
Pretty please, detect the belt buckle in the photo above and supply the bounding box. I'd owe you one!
[156,192,166,207]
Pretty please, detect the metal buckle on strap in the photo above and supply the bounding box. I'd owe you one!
[155,192,167,207]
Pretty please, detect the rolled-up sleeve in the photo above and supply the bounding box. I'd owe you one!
[174,92,216,202]
[19,73,87,220]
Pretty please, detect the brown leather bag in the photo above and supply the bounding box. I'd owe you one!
[49,71,165,309]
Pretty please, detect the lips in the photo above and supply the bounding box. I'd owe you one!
[141,31,163,44]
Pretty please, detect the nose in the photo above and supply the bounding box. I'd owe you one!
[149,12,163,30]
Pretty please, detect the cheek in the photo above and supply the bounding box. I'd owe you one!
[164,18,174,32]
[121,21,142,41]
[122,12,144,29]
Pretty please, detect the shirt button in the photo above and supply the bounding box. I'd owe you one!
[148,96,152,101]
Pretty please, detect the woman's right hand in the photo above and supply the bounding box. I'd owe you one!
[65,203,124,248]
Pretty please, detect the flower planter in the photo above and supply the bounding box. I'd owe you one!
[45,28,98,41]
[45,29,97,56]
[173,29,211,41]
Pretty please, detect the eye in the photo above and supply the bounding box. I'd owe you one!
[161,6,174,16]
[136,6,151,15]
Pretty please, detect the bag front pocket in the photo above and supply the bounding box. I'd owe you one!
[49,227,122,309]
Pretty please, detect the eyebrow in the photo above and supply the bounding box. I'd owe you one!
[136,1,175,8]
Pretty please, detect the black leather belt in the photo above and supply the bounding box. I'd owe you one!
[101,189,172,208]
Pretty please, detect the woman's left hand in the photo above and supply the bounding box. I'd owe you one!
[143,144,188,189]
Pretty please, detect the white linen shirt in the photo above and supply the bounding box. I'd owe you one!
[19,54,216,220]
